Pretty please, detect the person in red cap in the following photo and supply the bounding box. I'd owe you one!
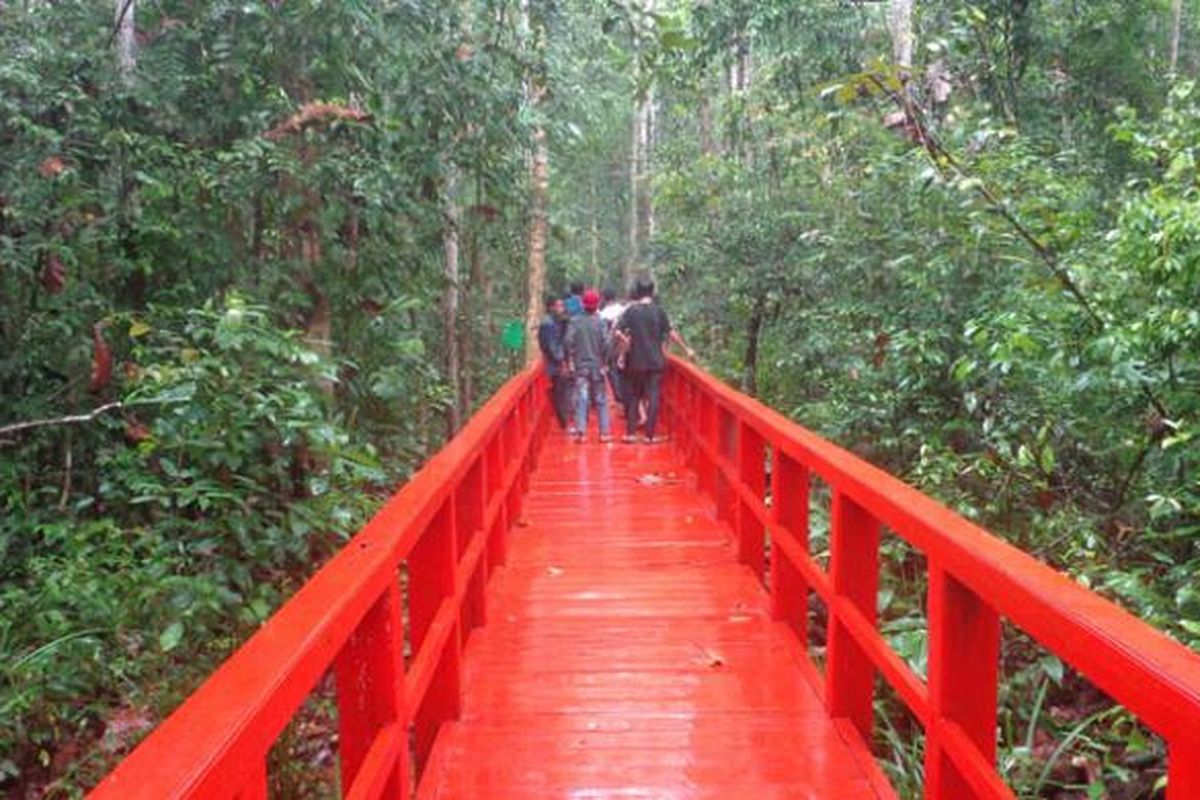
[564,288,613,443]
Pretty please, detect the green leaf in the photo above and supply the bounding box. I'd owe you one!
[159,621,184,653]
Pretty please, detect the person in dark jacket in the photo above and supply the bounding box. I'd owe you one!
[537,295,571,430]
[564,288,612,442]
[615,277,692,443]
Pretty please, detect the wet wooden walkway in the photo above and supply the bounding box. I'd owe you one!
[418,429,894,799]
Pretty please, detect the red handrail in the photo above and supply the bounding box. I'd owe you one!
[664,356,1200,800]
[89,364,547,799]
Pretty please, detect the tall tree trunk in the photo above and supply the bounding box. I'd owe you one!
[1170,0,1184,73]
[626,0,656,285]
[442,166,462,434]
[522,0,549,364]
[698,86,716,158]
[590,182,600,285]
[115,0,136,86]
[742,295,765,397]
[626,100,641,286]
[888,0,915,70]
[524,115,549,365]
[729,27,753,167]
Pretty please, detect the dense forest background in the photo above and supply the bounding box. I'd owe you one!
[3,0,1200,797]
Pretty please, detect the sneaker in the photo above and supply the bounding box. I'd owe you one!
[572,432,585,444]
[644,435,669,445]
[621,434,638,444]
[599,434,613,443]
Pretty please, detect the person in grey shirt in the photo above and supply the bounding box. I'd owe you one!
[564,288,613,443]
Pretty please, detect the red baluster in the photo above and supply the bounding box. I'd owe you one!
[770,450,809,641]
[825,491,880,740]
[334,582,409,799]
[925,566,1000,800]
[1169,739,1200,800]
[409,501,462,767]
[736,422,766,579]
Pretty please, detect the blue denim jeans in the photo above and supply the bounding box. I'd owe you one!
[573,368,611,437]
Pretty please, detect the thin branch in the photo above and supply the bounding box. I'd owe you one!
[866,72,1170,419]
[0,402,124,441]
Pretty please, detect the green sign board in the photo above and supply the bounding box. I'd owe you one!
[501,320,525,351]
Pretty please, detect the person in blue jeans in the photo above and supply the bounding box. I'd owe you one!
[564,288,612,443]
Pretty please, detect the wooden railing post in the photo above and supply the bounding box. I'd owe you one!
[925,566,1000,799]
[487,435,508,568]
[770,450,809,640]
[457,460,487,634]
[1168,739,1200,800]
[334,581,409,799]
[698,394,718,497]
[736,422,766,579]
[826,491,880,740]
[409,501,462,766]
[716,408,737,525]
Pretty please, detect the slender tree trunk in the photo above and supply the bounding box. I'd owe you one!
[889,0,915,70]
[698,85,716,158]
[524,115,549,365]
[743,295,765,397]
[521,1,549,364]
[1170,0,1184,73]
[626,101,641,285]
[442,166,462,434]
[115,0,136,86]
[590,182,600,285]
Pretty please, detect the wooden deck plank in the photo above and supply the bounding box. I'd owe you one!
[418,429,892,800]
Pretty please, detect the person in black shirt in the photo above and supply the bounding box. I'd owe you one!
[537,295,571,430]
[615,277,694,443]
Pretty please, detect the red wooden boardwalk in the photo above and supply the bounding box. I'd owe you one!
[89,360,1200,800]
[417,430,893,799]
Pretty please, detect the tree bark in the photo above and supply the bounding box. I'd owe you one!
[888,0,915,70]
[442,166,462,434]
[522,0,549,364]
[524,115,549,365]
[114,0,136,86]
[1170,0,1184,74]
[742,295,765,397]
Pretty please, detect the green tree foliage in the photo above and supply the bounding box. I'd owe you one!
[5,0,1200,796]
[0,0,539,791]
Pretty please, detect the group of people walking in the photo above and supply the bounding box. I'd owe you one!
[538,276,694,444]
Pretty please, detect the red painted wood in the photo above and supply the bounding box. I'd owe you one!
[736,421,767,578]
[232,762,266,800]
[409,501,462,767]
[770,450,809,639]
[334,582,408,798]
[92,357,1200,800]
[1169,740,1200,800]
[418,431,889,799]
[926,566,1003,800]
[668,355,1200,798]
[88,366,545,799]
[825,491,881,741]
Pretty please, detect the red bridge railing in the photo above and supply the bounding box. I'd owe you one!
[664,356,1200,800]
[90,365,546,799]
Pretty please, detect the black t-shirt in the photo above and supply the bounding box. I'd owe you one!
[618,301,672,371]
